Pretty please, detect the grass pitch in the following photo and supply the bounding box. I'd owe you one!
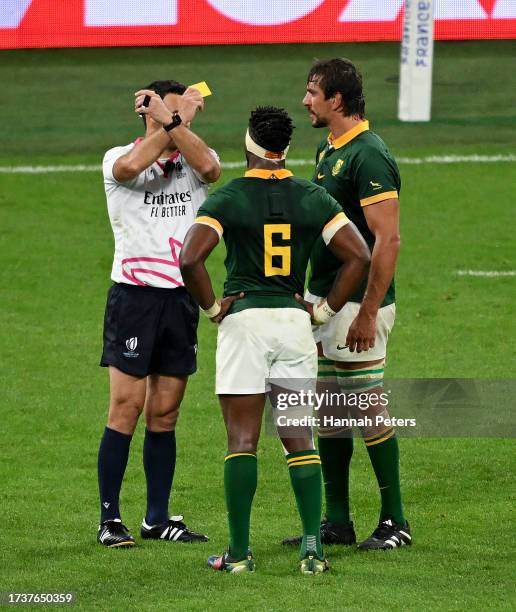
[1,42,515,611]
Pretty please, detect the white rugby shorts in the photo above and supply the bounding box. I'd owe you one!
[305,291,396,362]
[216,307,317,395]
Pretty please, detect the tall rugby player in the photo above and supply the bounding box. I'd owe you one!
[180,107,370,573]
[284,59,411,550]
[96,80,219,547]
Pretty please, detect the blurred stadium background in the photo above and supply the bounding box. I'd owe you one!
[1,2,514,610]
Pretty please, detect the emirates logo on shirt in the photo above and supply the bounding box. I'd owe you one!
[144,190,192,205]
[144,190,191,219]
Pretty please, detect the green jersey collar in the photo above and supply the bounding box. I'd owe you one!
[328,120,369,150]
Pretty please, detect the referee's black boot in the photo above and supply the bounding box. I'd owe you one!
[97,519,136,548]
[141,515,209,542]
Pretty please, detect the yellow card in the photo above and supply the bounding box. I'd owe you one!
[189,81,212,97]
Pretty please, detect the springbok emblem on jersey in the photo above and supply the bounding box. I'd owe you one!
[332,159,344,176]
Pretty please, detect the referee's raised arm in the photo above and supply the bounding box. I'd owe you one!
[96,78,217,549]
[112,87,220,183]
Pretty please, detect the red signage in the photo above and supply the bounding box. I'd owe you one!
[1,1,515,50]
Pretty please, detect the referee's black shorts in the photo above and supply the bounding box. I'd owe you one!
[100,283,199,378]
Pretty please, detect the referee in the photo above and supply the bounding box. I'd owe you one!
[96,80,220,547]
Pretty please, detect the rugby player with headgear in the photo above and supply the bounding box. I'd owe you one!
[180,106,371,574]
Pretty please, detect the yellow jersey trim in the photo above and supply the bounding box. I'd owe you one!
[323,212,348,233]
[360,191,399,207]
[322,212,350,246]
[244,169,293,180]
[328,120,369,150]
[195,216,223,239]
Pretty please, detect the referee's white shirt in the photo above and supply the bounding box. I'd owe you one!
[103,142,219,289]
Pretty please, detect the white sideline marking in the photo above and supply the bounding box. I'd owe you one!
[397,154,516,165]
[456,270,516,277]
[0,164,102,174]
[0,154,514,174]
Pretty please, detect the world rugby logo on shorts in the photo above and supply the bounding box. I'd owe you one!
[126,337,138,351]
[123,337,139,358]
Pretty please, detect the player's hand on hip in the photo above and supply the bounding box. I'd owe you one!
[134,89,173,125]
[345,311,376,353]
[177,87,204,124]
[294,293,316,322]
[211,292,245,324]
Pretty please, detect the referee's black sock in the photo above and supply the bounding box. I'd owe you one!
[143,428,176,526]
[98,427,132,523]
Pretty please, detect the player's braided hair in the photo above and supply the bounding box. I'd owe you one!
[248,106,294,153]
[308,58,365,118]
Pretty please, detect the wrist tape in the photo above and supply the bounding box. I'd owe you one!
[201,300,221,318]
[313,300,337,325]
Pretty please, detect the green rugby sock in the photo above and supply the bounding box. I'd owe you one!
[365,430,405,525]
[318,435,353,526]
[287,450,323,559]
[224,452,257,561]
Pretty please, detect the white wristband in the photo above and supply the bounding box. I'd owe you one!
[201,300,221,318]
[313,300,337,325]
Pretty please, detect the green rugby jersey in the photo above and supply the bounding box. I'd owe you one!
[309,120,400,306]
[196,168,348,314]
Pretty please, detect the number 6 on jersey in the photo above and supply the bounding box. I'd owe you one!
[264,224,291,277]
